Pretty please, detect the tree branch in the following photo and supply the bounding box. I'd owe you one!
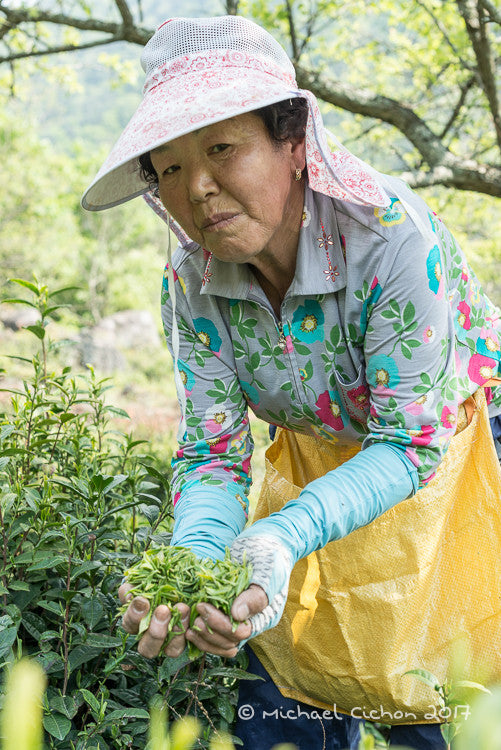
[438,74,476,140]
[225,0,240,14]
[480,0,501,25]
[114,0,134,29]
[0,36,122,63]
[295,63,449,167]
[456,0,501,151]
[285,0,300,63]
[296,63,501,197]
[402,162,501,196]
[0,3,152,45]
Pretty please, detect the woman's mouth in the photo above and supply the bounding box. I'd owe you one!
[200,212,240,231]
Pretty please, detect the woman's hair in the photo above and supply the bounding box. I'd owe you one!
[138,97,308,189]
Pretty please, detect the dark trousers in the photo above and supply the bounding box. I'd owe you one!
[235,648,446,750]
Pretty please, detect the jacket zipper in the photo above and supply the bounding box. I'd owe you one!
[277,320,288,351]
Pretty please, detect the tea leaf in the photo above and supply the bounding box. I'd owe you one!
[404,669,440,690]
[43,712,72,741]
[81,596,104,628]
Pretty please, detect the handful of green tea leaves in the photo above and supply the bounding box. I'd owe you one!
[121,546,252,658]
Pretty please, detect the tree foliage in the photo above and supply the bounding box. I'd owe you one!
[0,0,500,198]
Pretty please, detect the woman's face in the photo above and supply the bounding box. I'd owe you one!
[150,112,305,267]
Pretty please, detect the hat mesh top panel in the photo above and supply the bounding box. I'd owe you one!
[141,16,294,77]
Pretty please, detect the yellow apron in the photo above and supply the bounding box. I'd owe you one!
[250,388,501,723]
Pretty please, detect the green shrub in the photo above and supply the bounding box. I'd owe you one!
[0,280,251,750]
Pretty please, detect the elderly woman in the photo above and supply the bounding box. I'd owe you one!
[83,15,501,750]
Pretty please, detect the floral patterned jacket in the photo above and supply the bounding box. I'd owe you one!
[160,179,501,512]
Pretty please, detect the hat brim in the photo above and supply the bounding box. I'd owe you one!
[82,67,301,211]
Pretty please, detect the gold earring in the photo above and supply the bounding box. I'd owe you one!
[295,168,302,181]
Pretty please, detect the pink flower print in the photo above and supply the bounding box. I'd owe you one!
[467,353,497,385]
[315,390,345,431]
[440,405,457,430]
[421,471,436,486]
[422,325,436,343]
[461,265,469,282]
[241,456,251,475]
[173,491,182,506]
[456,301,471,331]
[204,404,232,434]
[347,385,370,410]
[405,392,434,416]
[479,326,500,358]
[404,447,420,468]
[207,435,229,454]
[409,424,435,446]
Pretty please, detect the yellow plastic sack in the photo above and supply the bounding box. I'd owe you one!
[250,388,501,723]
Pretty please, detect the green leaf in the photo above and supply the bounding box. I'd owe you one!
[1,296,38,308]
[8,581,30,591]
[70,561,102,581]
[159,652,191,680]
[38,600,62,615]
[216,697,234,723]
[104,405,130,418]
[85,634,123,648]
[440,723,458,744]
[25,323,46,340]
[49,695,79,720]
[48,285,81,298]
[27,556,66,571]
[22,611,46,640]
[0,627,17,656]
[68,645,101,672]
[404,668,440,690]
[451,679,491,695]
[81,596,104,629]
[389,298,401,316]
[79,688,100,715]
[0,583,8,595]
[9,278,40,294]
[104,708,150,722]
[43,712,72,741]
[403,300,415,325]
[294,342,311,355]
[401,342,412,360]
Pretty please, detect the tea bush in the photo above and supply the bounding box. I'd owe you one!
[0,280,251,750]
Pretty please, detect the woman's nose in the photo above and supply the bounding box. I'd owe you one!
[187,167,219,202]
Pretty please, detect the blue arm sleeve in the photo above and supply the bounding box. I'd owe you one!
[171,485,247,561]
[237,442,419,565]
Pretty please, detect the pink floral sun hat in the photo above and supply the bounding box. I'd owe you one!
[81,15,390,215]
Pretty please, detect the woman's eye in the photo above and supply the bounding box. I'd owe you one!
[163,165,179,176]
[210,144,230,154]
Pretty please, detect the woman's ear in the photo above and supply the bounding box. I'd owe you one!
[290,136,306,173]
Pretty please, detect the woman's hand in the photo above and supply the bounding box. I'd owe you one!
[118,581,268,659]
